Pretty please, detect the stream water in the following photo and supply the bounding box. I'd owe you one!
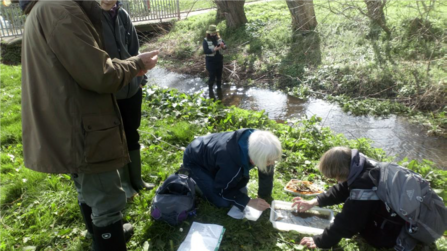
[146,67,447,169]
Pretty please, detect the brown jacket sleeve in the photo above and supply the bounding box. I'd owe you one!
[47,10,144,94]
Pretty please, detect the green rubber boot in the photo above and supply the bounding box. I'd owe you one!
[128,150,155,191]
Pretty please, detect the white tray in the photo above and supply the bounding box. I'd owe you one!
[270,200,334,235]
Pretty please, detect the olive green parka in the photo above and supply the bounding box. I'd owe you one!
[21,0,145,174]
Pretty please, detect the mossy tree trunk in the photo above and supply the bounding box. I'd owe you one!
[215,0,247,28]
[364,0,391,37]
[286,0,318,31]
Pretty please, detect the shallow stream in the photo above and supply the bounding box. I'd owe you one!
[147,67,447,169]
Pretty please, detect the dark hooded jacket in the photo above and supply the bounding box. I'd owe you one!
[183,129,274,210]
[313,150,405,249]
[101,3,147,100]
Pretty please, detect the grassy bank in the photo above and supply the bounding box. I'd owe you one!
[1,64,447,250]
[141,0,446,137]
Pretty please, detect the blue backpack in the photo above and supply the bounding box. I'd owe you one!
[150,168,196,226]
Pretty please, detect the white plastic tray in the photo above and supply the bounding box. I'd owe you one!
[270,200,334,235]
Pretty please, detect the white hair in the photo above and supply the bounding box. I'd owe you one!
[248,130,282,173]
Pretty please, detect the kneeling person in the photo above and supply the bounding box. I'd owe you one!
[293,147,406,249]
[183,129,282,211]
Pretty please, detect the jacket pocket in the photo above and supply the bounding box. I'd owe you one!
[82,115,124,163]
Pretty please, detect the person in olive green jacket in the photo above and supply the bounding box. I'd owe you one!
[20,0,158,250]
[100,0,154,199]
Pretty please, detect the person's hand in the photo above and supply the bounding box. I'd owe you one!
[138,50,159,71]
[213,46,220,51]
[292,197,318,212]
[136,70,147,76]
[247,198,270,211]
[300,237,316,249]
[220,42,226,49]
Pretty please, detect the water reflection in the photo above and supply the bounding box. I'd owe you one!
[146,67,447,169]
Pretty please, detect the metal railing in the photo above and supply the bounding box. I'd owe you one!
[121,0,180,22]
[0,0,180,38]
[0,4,26,38]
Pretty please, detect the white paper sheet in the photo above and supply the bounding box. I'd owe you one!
[227,205,263,221]
[177,222,225,251]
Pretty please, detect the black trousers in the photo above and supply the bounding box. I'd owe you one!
[117,88,142,151]
[207,60,223,86]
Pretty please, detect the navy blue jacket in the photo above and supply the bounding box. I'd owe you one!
[183,129,273,210]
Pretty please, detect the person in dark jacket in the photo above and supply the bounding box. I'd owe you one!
[293,147,405,249]
[203,25,226,94]
[183,129,282,212]
[100,0,154,200]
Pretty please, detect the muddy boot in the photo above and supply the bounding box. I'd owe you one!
[128,150,155,191]
[118,166,138,199]
[92,220,128,251]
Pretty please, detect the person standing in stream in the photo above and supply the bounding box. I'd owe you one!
[203,24,226,94]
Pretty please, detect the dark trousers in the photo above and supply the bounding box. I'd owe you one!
[117,88,142,151]
[207,60,223,88]
[72,171,126,227]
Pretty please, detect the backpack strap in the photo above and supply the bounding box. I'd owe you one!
[350,188,380,201]
[350,161,382,201]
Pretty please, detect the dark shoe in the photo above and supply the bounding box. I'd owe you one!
[216,80,222,89]
[128,150,155,191]
[92,220,128,251]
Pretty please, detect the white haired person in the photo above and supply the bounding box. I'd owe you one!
[183,129,282,211]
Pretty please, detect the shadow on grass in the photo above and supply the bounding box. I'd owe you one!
[278,31,322,88]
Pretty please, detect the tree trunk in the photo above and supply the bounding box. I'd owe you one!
[216,6,225,22]
[286,0,318,31]
[364,0,391,36]
[215,0,247,29]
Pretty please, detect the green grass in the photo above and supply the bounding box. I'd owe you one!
[1,64,447,250]
[143,0,446,136]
